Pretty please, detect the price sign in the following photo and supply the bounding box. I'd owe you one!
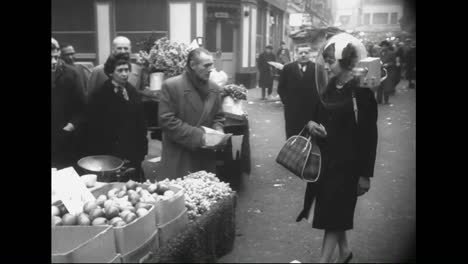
[214,12,229,18]
[52,167,95,215]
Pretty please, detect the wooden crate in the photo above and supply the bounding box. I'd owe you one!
[120,230,159,263]
[154,185,186,226]
[158,208,189,247]
[52,225,118,263]
[91,183,158,256]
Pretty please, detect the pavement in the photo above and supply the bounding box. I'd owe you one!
[216,81,416,263]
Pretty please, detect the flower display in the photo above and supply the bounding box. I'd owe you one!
[221,84,248,101]
[158,171,233,221]
[137,37,190,78]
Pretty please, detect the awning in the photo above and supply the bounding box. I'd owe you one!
[206,0,240,9]
[264,0,287,11]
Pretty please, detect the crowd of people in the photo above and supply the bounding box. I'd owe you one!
[52,37,148,181]
[51,36,226,183]
[257,36,416,105]
[365,37,416,104]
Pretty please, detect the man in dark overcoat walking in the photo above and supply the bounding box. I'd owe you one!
[257,45,276,100]
[277,45,322,139]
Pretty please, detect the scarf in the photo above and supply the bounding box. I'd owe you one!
[185,67,210,101]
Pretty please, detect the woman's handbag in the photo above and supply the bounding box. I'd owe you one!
[275,126,322,182]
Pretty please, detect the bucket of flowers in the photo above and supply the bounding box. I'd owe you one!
[221,84,248,116]
[137,37,190,92]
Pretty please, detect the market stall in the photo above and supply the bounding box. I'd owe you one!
[148,193,236,263]
[214,83,251,191]
[51,168,236,263]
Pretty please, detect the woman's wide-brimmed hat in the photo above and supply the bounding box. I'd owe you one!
[323,33,368,62]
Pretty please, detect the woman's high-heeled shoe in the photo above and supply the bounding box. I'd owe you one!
[343,252,353,263]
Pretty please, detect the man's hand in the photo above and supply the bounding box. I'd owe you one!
[213,126,224,134]
[63,123,75,132]
[357,176,370,196]
[201,133,207,146]
[307,121,327,138]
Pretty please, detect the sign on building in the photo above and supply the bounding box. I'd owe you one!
[289,13,312,27]
[215,12,229,18]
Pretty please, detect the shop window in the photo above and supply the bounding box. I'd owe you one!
[115,0,168,52]
[372,13,389,24]
[363,13,370,25]
[339,15,351,25]
[221,21,234,53]
[51,33,95,54]
[390,12,398,24]
[51,0,95,53]
[257,7,263,33]
[206,21,218,52]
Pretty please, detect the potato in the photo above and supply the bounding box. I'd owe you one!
[92,217,108,226]
[62,213,77,226]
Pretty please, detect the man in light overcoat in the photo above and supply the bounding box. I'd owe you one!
[158,48,225,180]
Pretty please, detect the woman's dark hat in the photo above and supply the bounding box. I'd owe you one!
[380,40,391,47]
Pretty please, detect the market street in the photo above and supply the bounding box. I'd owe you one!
[218,81,416,263]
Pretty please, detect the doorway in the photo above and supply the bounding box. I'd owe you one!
[206,19,237,83]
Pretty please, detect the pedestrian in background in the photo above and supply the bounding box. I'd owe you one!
[377,40,397,104]
[394,41,405,93]
[369,44,380,58]
[257,45,276,100]
[51,38,86,170]
[277,41,291,65]
[405,40,416,89]
[60,43,91,96]
[297,40,378,263]
[277,45,320,139]
[86,53,148,182]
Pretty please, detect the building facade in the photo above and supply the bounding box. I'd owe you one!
[203,0,286,88]
[331,0,403,33]
[52,0,291,88]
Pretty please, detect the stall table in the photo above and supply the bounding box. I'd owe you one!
[146,193,237,263]
[141,90,162,139]
[216,113,251,191]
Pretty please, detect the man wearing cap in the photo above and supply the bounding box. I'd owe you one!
[60,43,91,96]
[277,45,321,139]
[257,45,276,100]
[51,38,86,169]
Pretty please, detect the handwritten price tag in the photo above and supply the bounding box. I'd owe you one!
[52,167,95,215]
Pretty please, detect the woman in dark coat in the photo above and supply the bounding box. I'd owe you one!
[86,53,148,181]
[298,39,378,263]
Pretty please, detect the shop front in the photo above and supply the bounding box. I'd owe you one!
[205,0,258,89]
[52,0,205,66]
